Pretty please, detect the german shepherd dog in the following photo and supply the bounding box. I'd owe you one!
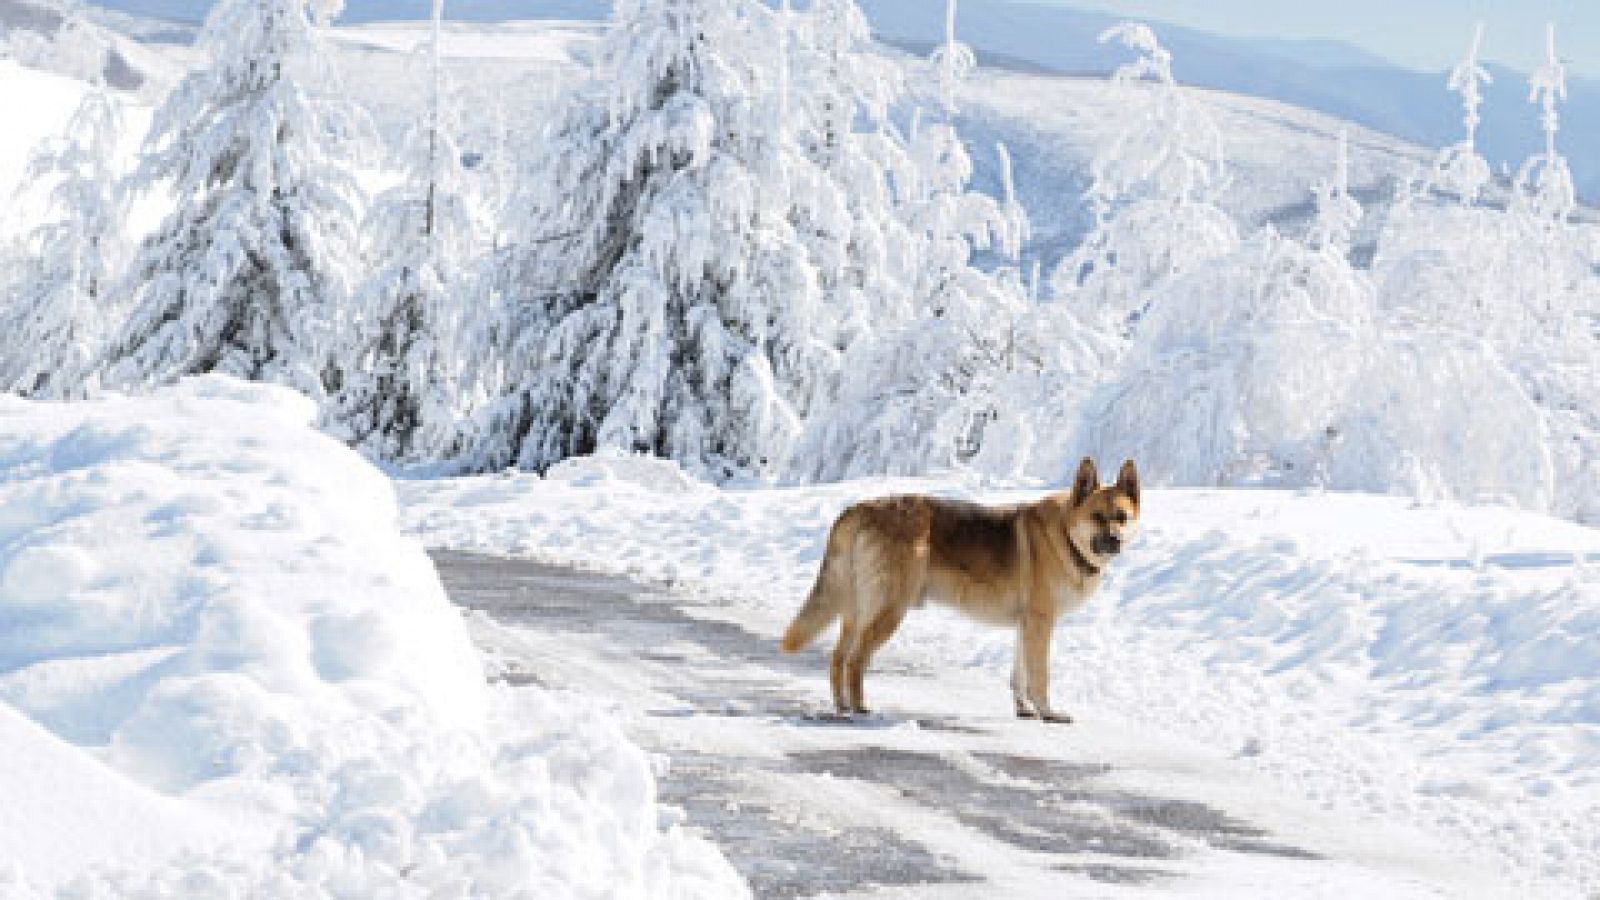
[780,458,1140,723]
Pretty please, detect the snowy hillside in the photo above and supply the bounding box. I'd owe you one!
[75,0,1600,200]
[0,0,184,98]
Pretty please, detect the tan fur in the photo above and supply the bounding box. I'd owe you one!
[780,458,1141,722]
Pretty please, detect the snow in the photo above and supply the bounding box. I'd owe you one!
[0,701,265,888]
[0,60,158,243]
[401,455,1600,897]
[0,380,744,896]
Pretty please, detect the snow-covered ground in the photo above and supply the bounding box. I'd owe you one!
[0,381,743,896]
[401,454,1600,897]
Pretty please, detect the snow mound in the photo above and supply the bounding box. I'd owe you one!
[0,378,745,897]
[545,448,713,494]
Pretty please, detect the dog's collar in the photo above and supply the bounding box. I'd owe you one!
[1067,535,1102,578]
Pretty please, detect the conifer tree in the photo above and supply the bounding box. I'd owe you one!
[327,0,481,463]
[99,0,368,401]
[0,82,129,398]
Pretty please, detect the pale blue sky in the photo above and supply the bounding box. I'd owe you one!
[1042,0,1600,78]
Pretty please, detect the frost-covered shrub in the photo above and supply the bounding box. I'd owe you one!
[1370,25,1599,521]
[1326,334,1554,509]
[1076,225,1376,488]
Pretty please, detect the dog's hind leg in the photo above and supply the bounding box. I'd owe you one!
[845,558,922,715]
[830,617,857,714]
[1011,621,1037,718]
[846,603,907,714]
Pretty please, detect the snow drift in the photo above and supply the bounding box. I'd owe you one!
[0,377,744,897]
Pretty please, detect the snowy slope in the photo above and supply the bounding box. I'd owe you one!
[401,456,1600,898]
[0,380,744,896]
[946,62,1427,270]
[0,0,186,98]
[77,0,1600,200]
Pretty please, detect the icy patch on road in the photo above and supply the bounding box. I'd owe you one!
[0,380,744,897]
[401,456,1600,896]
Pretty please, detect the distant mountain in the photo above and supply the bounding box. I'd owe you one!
[850,0,1600,199]
[1,0,180,96]
[77,0,1600,199]
[77,0,611,24]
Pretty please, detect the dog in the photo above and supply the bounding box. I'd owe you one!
[780,457,1140,723]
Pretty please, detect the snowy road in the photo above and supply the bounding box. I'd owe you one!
[433,550,1504,899]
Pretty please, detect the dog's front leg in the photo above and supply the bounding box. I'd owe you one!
[1011,621,1036,718]
[1021,611,1071,724]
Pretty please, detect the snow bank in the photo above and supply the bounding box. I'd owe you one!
[0,379,744,897]
[402,460,1600,897]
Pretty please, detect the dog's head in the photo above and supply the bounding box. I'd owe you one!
[1065,457,1140,567]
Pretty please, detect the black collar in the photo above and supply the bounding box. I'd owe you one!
[1067,535,1101,578]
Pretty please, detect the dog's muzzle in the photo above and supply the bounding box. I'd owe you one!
[1092,535,1122,557]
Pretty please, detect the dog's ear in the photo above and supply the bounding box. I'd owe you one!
[1116,459,1140,507]
[1069,457,1100,507]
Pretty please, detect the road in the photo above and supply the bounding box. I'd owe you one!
[433,551,1484,899]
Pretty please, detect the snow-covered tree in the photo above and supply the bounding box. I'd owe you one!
[1049,23,1238,337]
[1076,135,1377,491]
[1514,25,1575,225]
[787,37,1032,483]
[326,0,482,464]
[97,0,368,401]
[927,0,976,115]
[0,82,129,398]
[463,0,1031,483]
[468,0,831,479]
[1429,22,1493,204]
[1364,24,1597,519]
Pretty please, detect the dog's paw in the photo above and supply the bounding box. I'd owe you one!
[1039,711,1074,725]
[1015,708,1039,719]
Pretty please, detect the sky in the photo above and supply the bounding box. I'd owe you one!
[1046,0,1600,78]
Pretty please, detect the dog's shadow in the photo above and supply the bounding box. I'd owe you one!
[787,710,990,735]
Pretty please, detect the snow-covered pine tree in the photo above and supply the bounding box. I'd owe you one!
[326,0,482,464]
[469,0,816,478]
[1049,23,1238,337]
[97,0,368,401]
[0,81,129,398]
[472,0,941,480]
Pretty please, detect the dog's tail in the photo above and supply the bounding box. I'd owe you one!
[780,510,854,653]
